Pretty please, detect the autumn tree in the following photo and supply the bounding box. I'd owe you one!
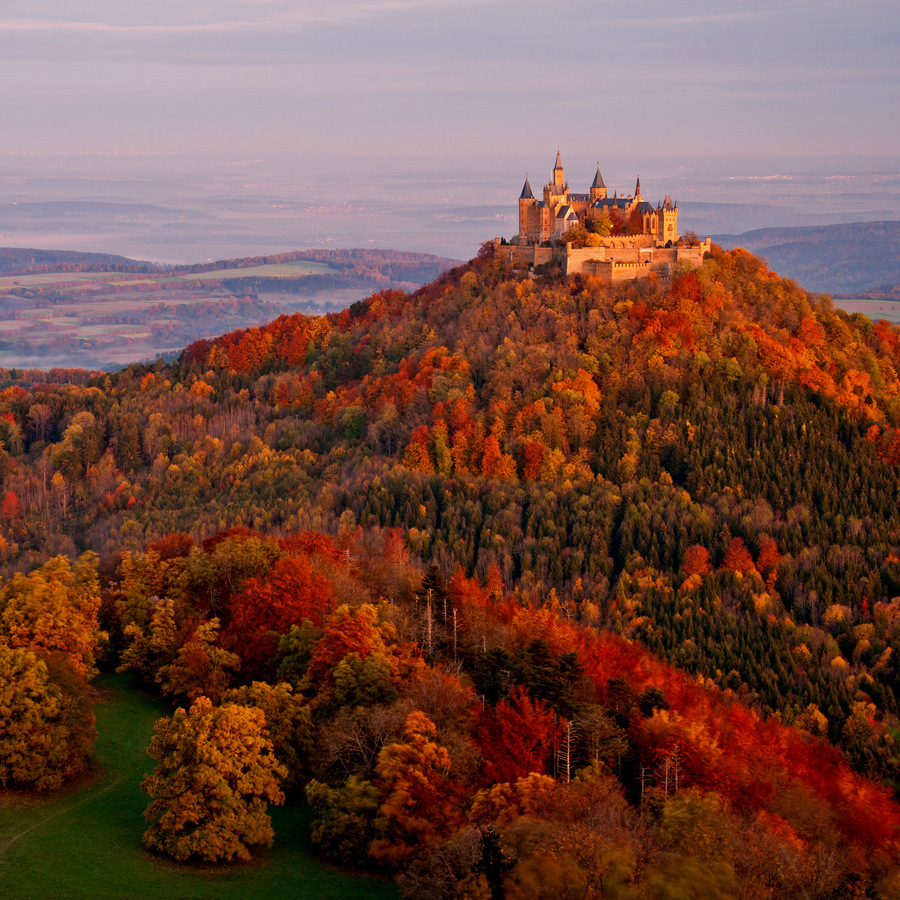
[0,553,104,680]
[221,681,313,789]
[476,686,560,783]
[0,643,93,790]
[157,618,240,704]
[369,710,465,865]
[141,696,286,862]
[224,554,336,675]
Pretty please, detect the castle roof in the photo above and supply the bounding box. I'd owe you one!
[591,166,605,190]
[519,177,534,200]
[556,204,577,220]
[635,201,654,214]
[554,150,563,170]
[568,193,590,203]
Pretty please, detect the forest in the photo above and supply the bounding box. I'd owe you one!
[2,242,900,895]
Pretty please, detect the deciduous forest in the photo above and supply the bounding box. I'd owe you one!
[2,243,900,896]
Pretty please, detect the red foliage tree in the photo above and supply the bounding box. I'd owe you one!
[476,686,560,784]
[682,545,711,578]
[224,556,336,674]
[722,537,756,575]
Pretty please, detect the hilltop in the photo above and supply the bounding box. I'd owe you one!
[2,243,900,894]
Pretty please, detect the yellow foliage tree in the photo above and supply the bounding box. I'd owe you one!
[0,553,103,680]
[141,696,286,862]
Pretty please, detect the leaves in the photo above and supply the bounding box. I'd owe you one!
[141,696,286,862]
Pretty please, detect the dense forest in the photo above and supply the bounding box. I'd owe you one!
[2,242,900,894]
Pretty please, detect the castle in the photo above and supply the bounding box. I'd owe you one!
[496,151,710,282]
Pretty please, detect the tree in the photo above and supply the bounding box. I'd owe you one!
[306,775,381,866]
[141,696,286,862]
[0,643,93,790]
[369,710,464,865]
[225,555,336,675]
[157,618,240,704]
[477,686,560,783]
[0,553,103,680]
[222,681,313,789]
[722,537,756,576]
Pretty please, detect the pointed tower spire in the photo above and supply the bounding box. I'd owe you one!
[552,149,565,187]
[635,175,641,198]
[591,165,605,190]
[519,176,534,200]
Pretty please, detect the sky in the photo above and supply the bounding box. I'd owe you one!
[2,0,898,164]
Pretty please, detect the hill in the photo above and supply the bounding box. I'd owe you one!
[713,220,900,294]
[2,243,900,893]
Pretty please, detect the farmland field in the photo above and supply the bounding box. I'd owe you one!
[0,248,460,369]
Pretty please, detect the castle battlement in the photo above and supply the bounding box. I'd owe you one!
[502,152,709,282]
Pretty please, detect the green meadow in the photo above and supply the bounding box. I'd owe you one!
[0,674,398,900]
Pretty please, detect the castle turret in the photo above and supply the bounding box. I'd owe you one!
[518,175,539,243]
[589,165,607,202]
[634,175,641,200]
[553,150,565,188]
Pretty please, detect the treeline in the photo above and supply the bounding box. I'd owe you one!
[0,247,159,276]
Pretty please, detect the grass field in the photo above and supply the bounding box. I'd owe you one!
[0,260,336,293]
[0,674,398,900]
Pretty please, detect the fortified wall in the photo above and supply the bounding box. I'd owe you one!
[496,238,710,282]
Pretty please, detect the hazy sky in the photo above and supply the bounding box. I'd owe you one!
[2,0,898,165]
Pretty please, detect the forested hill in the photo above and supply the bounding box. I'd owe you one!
[4,242,900,892]
[713,220,900,294]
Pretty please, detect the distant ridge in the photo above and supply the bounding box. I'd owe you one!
[0,247,160,275]
[712,220,900,294]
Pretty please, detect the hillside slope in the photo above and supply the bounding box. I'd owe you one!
[1,243,900,782]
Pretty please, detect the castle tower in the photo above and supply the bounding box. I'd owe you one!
[518,176,537,242]
[657,194,678,244]
[634,176,641,200]
[553,150,565,187]
[589,165,607,202]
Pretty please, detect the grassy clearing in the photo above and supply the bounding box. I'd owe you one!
[0,673,397,900]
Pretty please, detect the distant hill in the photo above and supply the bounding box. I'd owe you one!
[0,247,462,369]
[0,247,160,275]
[712,220,900,294]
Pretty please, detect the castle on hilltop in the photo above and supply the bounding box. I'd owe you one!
[496,151,710,282]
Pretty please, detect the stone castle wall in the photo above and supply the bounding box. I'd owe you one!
[494,238,711,283]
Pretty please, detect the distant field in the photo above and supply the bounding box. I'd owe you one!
[0,259,336,293]
[0,674,398,900]
[833,298,900,324]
